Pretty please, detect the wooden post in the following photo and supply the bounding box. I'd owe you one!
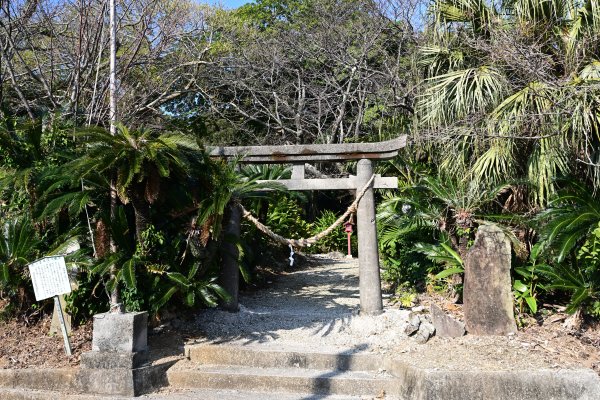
[356,159,383,315]
[220,203,241,312]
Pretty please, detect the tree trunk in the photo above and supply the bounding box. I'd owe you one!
[458,234,469,261]
[107,0,123,313]
[219,202,241,312]
[109,178,122,312]
[450,233,470,304]
[130,190,150,248]
[109,0,117,135]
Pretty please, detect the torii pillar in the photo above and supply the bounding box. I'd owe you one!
[356,159,383,315]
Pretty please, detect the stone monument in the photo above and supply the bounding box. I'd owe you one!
[463,224,517,335]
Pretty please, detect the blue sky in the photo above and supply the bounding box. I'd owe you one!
[224,0,251,7]
[209,0,251,9]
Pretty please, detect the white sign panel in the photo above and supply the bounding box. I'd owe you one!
[28,256,72,301]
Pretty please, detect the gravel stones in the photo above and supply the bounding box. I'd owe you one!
[193,257,412,353]
[404,311,435,344]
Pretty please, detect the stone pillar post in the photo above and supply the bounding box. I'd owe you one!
[80,311,150,396]
[464,224,517,335]
[356,159,383,315]
[220,202,242,312]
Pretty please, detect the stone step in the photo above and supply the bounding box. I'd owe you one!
[167,361,397,397]
[186,344,387,372]
[0,388,132,400]
[142,388,380,400]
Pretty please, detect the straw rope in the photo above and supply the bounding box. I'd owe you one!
[240,174,376,248]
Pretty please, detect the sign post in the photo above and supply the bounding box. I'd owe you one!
[28,256,73,355]
[53,296,72,356]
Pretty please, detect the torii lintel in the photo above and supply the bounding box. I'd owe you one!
[208,135,407,163]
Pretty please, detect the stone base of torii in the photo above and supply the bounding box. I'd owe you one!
[209,136,406,315]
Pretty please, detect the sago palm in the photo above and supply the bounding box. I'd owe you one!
[64,125,202,245]
[0,217,41,311]
[380,174,509,258]
[537,179,600,262]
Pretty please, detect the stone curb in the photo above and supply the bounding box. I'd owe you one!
[0,359,175,397]
[391,361,600,400]
[0,388,132,400]
[0,368,79,392]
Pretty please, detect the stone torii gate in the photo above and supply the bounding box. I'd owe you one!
[209,136,407,315]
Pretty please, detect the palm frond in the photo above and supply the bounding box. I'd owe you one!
[419,66,507,128]
[527,137,570,206]
[490,81,556,137]
[419,45,466,76]
[470,139,517,187]
[512,0,569,27]
[432,0,496,33]
[414,242,464,268]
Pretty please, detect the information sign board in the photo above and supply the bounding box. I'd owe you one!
[28,256,72,301]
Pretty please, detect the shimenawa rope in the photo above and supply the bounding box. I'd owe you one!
[239,174,376,248]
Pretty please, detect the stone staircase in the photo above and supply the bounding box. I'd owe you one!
[165,344,399,399]
[1,344,599,399]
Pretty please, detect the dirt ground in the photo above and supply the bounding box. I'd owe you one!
[395,295,600,373]
[0,316,93,369]
[0,255,598,375]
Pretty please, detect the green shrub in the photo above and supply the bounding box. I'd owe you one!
[378,231,432,290]
[308,210,357,255]
[0,217,41,314]
[535,181,600,316]
[266,196,312,240]
[538,222,600,316]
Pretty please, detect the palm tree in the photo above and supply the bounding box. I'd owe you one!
[418,0,600,205]
[66,125,202,246]
[40,125,205,311]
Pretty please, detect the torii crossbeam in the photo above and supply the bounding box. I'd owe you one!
[210,136,407,315]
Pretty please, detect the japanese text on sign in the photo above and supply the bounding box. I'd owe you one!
[28,256,72,301]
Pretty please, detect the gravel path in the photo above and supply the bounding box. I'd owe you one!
[189,254,598,373]
[192,255,411,354]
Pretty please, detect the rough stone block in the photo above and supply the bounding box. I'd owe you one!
[91,311,148,353]
[404,313,421,336]
[414,319,435,344]
[76,368,136,397]
[464,225,517,335]
[430,304,466,337]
